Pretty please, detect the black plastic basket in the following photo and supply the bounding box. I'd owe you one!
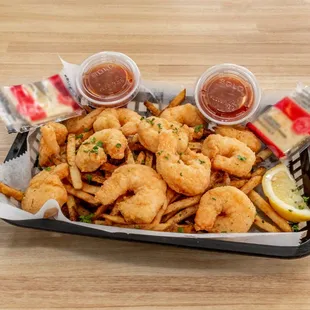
[2,90,310,258]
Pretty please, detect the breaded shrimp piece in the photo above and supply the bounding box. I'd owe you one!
[202,134,255,177]
[138,116,190,153]
[21,170,67,214]
[93,108,141,136]
[39,122,68,167]
[215,126,261,153]
[160,103,205,127]
[95,165,167,224]
[156,131,211,196]
[76,129,127,172]
[195,186,256,232]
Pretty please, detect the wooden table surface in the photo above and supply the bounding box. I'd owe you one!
[1,1,310,309]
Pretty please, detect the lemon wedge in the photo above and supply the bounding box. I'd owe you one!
[262,163,309,222]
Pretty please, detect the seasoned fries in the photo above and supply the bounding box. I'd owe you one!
[1,94,302,238]
[67,134,82,189]
[0,182,23,201]
[248,191,292,232]
[167,89,186,108]
[144,101,161,116]
[254,215,280,232]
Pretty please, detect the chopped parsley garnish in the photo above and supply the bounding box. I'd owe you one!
[289,209,293,212]
[79,213,94,223]
[140,116,145,121]
[221,231,227,233]
[291,224,299,232]
[85,174,92,184]
[44,167,51,171]
[194,124,203,133]
[115,143,122,149]
[303,196,309,204]
[164,155,169,160]
[297,205,305,210]
[177,227,184,233]
[96,141,103,148]
[76,134,83,139]
[212,197,216,201]
[157,151,163,156]
[141,160,146,165]
[90,137,96,144]
[198,159,205,164]
[83,142,90,145]
[172,127,179,134]
[177,160,181,164]
[237,155,247,161]
[135,225,141,229]
[90,146,99,154]
[83,128,90,132]
[180,172,183,176]
[157,123,162,130]
[146,118,155,126]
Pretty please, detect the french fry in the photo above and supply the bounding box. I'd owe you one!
[50,163,69,180]
[166,205,198,225]
[100,162,118,172]
[254,215,280,232]
[76,205,91,217]
[124,148,135,165]
[188,142,202,152]
[67,134,82,189]
[230,179,247,189]
[161,210,179,223]
[240,176,262,195]
[144,101,161,116]
[166,224,194,233]
[0,182,23,201]
[167,89,186,108]
[67,108,104,134]
[255,148,273,164]
[67,195,78,221]
[110,204,120,216]
[164,195,201,215]
[102,214,127,224]
[93,204,110,220]
[248,191,292,232]
[170,193,182,203]
[64,184,100,205]
[41,124,60,155]
[251,167,267,177]
[82,182,100,195]
[51,155,63,165]
[145,152,153,167]
[223,172,231,185]
[82,173,106,184]
[150,197,169,227]
[136,151,146,164]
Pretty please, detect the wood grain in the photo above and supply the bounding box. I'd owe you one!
[1,0,310,309]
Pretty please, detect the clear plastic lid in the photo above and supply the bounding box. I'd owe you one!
[76,52,141,107]
[194,63,261,125]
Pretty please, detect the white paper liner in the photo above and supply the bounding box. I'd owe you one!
[0,75,307,247]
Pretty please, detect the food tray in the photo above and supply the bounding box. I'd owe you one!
[3,89,310,258]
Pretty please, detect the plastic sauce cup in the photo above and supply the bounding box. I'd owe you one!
[194,64,261,125]
[76,51,141,108]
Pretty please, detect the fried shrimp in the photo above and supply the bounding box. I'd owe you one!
[202,134,255,177]
[156,131,211,196]
[215,126,261,153]
[160,103,205,127]
[138,116,190,153]
[194,186,256,232]
[93,108,141,136]
[76,129,127,172]
[21,170,67,214]
[39,122,68,167]
[95,165,167,224]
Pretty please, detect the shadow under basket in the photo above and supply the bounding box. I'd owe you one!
[2,89,310,259]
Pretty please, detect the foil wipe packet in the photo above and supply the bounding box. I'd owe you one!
[248,84,310,161]
[0,63,84,133]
